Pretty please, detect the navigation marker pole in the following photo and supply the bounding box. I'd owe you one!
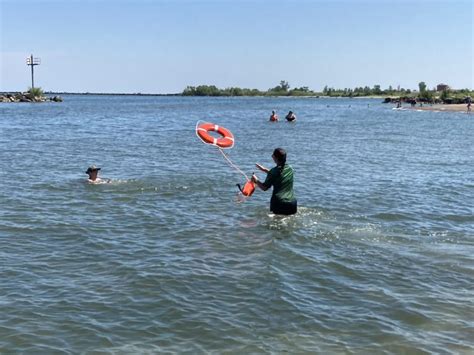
[26,54,41,89]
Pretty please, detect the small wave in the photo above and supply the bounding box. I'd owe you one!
[86,179,112,185]
[255,206,333,237]
[444,214,474,223]
[372,212,416,221]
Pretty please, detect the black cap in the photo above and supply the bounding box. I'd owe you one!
[85,165,101,174]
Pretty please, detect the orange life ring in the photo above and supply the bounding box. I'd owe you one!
[197,123,234,148]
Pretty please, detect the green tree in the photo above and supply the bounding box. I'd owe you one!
[280,80,290,92]
[419,89,433,101]
[418,82,427,93]
[229,87,243,96]
[440,89,450,102]
[182,86,196,95]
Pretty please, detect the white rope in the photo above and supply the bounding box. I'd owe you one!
[218,148,249,181]
[196,120,248,180]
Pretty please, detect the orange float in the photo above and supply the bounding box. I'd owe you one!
[196,123,234,149]
[237,180,255,197]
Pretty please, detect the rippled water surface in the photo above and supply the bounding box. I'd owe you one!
[1,96,473,353]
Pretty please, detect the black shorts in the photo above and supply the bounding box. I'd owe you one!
[270,198,297,215]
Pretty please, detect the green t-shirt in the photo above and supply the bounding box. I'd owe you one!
[263,164,296,204]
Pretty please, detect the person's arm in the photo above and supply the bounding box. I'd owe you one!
[251,174,270,191]
[255,163,269,173]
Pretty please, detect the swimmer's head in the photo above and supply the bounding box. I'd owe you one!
[85,165,101,174]
[85,165,101,181]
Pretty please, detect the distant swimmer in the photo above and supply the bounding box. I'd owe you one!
[85,165,110,183]
[269,110,279,122]
[285,110,297,122]
[251,148,297,215]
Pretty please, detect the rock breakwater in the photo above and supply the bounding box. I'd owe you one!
[0,92,63,103]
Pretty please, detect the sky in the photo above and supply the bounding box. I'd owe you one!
[0,0,472,93]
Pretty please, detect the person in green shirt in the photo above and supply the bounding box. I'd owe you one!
[251,148,297,215]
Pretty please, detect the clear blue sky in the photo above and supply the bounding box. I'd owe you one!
[1,0,472,93]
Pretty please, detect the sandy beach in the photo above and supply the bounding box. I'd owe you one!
[404,103,471,113]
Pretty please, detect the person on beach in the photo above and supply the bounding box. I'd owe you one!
[467,97,472,113]
[251,148,297,215]
[85,165,108,183]
[269,110,279,122]
[285,110,297,122]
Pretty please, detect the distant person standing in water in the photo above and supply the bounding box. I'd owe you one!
[85,165,109,183]
[467,97,472,113]
[269,110,279,122]
[251,148,297,215]
[285,110,297,122]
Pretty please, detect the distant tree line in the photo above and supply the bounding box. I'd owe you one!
[182,80,473,103]
[182,81,313,97]
[321,84,412,97]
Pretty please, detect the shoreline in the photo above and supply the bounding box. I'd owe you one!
[401,103,471,113]
[0,91,386,99]
[0,92,471,109]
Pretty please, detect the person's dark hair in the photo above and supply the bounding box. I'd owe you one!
[273,148,287,173]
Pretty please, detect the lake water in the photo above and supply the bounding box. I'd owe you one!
[1,96,473,353]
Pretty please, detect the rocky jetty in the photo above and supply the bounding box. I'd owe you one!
[0,92,63,103]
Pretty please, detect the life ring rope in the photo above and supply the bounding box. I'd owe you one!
[195,120,248,180]
[219,147,249,181]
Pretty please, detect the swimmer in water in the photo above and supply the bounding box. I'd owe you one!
[269,110,279,122]
[285,110,296,122]
[85,165,109,183]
